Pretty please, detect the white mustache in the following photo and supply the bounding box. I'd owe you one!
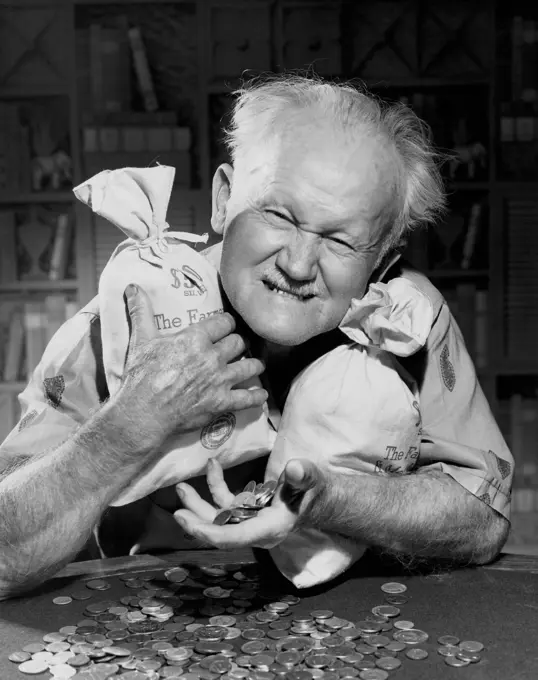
[264,273,317,298]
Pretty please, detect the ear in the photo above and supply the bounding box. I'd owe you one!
[211,164,234,235]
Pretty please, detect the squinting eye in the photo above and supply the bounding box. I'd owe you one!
[328,236,352,249]
[266,209,290,222]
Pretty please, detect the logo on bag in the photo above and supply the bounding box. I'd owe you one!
[182,265,207,296]
[201,413,236,449]
[170,268,182,289]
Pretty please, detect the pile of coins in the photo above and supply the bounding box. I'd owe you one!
[7,565,486,679]
[213,481,277,526]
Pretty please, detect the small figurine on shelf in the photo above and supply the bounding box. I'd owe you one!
[32,150,72,192]
[448,141,487,180]
[16,207,54,281]
[30,115,72,192]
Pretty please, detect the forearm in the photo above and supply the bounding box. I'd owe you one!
[0,401,156,598]
[305,469,509,565]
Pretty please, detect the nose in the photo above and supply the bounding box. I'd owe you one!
[275,228,319,282]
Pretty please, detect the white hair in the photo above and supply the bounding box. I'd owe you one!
[224,73,447,259]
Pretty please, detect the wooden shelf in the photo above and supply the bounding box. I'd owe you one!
[0,280,79,293]
[423,269,489,279]
[0,191,74,205]
[0,382,25,393]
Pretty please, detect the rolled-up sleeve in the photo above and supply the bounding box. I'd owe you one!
[0,298,105,468]
[408,291,513,521]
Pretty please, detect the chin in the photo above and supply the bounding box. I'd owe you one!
[245,315,319,346]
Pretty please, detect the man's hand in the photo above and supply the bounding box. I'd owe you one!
[173,458,322,549]
[113,284,268,452]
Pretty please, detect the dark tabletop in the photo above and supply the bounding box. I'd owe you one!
[0,550,537,680]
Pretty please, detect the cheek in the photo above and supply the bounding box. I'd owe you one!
[320,255,371,303]
[222,213,285,272]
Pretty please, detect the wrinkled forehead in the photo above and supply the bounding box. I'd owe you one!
[233,120,401,227]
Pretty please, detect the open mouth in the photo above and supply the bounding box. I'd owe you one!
[263,281,314,302]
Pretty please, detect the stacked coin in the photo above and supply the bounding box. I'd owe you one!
[7,565,486,679]
[213,480,278,525]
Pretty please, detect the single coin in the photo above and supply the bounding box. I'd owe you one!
[242,628,266,640]
[241,640,266,654]
[356,621,382,634]
[9,651,32,663]
[445,656,471,667]
[22,643,45,654]
[86,579,111,590]
[31,652,54,663]
[371,606,399,618]
[457,651,481,663]
[406,648,429,660]
[392,629,428,645]
[18,659,51,675]
[43,633,67,643]
[438,634,460,646]
[70,590,92,601]
[53,596,73,606]
[437,645,460,657]
[383,594,408,605]
[59,626,78,636]
[243,481,257,494]
[310,610,334,620]
[384,641,405,653]
[375,657,401,671]
[459,640,484,653]
[393,620,414,630]
[214,510,233,526]
[380,582,407,594]
[209,615,237,628]
[358,669,389,680]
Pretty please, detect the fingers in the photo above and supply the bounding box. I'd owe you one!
[125,284,156,352]
[284,459,321,492]
[225,357,266,387]
[227,386,268,412]
[197,312,236,344]
[214,333,247,364]
[206,459,236,508]
[176,483,217,522]
[174,508,285,549]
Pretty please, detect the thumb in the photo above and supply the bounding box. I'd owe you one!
[283,458,321,493]
[125,283,156,354]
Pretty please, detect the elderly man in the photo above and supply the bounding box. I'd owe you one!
[0,76,512,598]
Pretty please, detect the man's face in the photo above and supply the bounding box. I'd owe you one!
[218,121,399,346]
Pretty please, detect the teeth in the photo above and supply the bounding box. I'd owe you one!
[266,282,310,301]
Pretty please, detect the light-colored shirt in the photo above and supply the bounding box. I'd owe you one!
[0,245,514,558]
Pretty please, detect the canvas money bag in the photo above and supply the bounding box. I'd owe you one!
[265,277,434,588]
[73,165,275,507]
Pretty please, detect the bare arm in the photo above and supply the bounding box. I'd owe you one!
[0,402,155,598]
[301,466,509,565]
[0,285,267,598]
[175,458,508,566]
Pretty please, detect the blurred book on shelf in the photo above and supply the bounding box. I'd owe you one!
[0,209,75,284]
[1,294,77,383]
[498,16,538,180]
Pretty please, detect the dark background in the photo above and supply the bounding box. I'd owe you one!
[0,0,536,549]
